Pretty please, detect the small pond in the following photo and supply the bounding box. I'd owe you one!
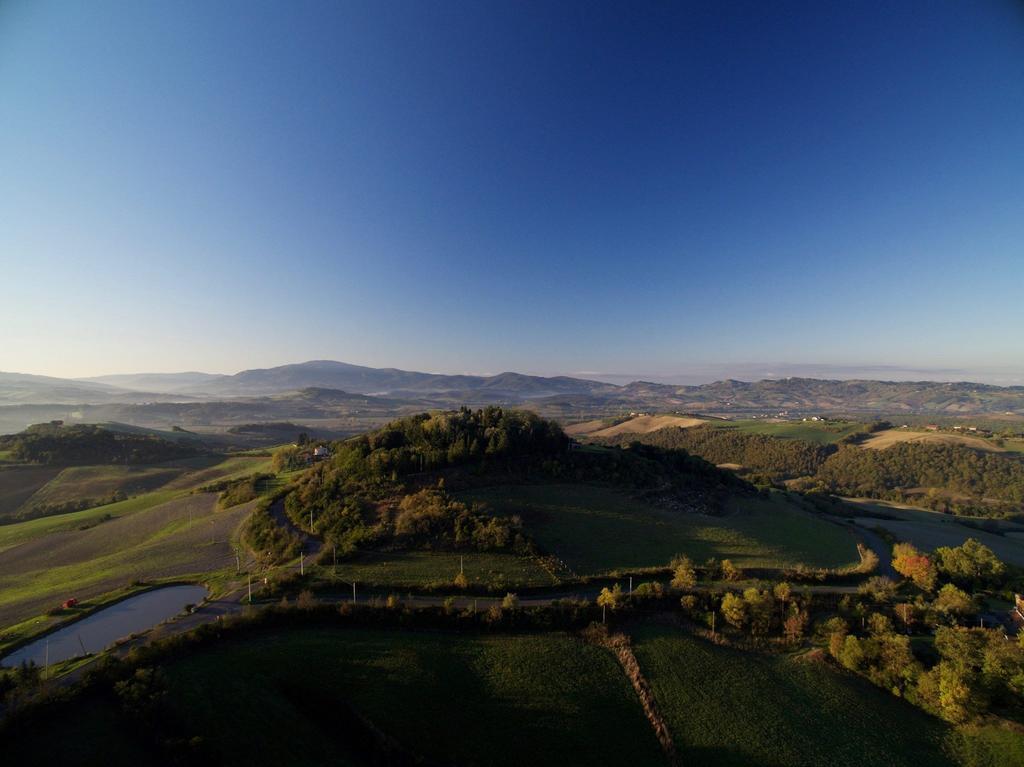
[2,584,207,668]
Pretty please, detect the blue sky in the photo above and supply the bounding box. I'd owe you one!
[1,0,1022,382]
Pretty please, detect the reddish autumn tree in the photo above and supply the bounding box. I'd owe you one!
[892,542,937,591]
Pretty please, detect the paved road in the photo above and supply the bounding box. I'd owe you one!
[268,499,324,560]
[822,515,896,579]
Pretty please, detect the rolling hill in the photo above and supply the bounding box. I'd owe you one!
[192,360,616,399]
[3,364,1024,438]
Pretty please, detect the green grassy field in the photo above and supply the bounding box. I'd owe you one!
[162,455,273,489]
[461,484,859,573]
[946,724,1024,767]
[0,628,665,767]
[1000,438,1024,454]
[0,454,278,647]
[0,465,62,519]
[0,489,181,551]
[0,454,271,524]
[22,464,183,506]
[712,419,867,444]
[0,493,253,632]
[630,625,993,767]
[320,549,556,589]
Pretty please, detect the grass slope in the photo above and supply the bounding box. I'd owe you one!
[462,484,858,573]
[1,628,666,767]
[631,625,964,767]
[0,465,62,519]
[714,419,867,444]
[322,549,556,589]
[23,464,183,506]
[0,493,252,630]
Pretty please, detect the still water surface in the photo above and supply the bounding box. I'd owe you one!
[2,584,207,667]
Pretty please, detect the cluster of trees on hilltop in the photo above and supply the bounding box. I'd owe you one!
[597,425,836,479]
[0,423,199,465]
[354,407,569,475]
[267,408,570,557]
[262,408,750,560]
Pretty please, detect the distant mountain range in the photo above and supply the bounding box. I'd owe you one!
[81,360,614,400]
[542,378,1024,416]
[1,362,1023,435]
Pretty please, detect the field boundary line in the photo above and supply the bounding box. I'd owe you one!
[588,626,679,766]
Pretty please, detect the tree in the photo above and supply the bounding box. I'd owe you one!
[721,559,742,582]
[501,592,520,610]
[892,542,937,591]
[936,662,979,723]
[773,581,792,605]
[875,634,920,693]
[858,576,897,603]
[744,588,775,636]
[894,602,916,634]
[817,617,848,659]
[720,592,748,630]
[671,556,697,589]
[934,539,1006,587]
[867,612,892,636]
[982,632,1024,700]
[839,635,865,671]
[453,571,468,589]
[933,584,974,622]
[632,581,665,598]
[935,627,986,672]
[783,607,808,643]
[597,584,624,611]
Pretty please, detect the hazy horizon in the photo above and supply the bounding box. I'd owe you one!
[2,2,1022,379]
[5,358,1024,388]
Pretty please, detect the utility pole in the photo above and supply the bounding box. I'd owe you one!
[309,507,313,531]
[602,603,606,624]
[247,574,252,604]
[78,634,87,658]
[300,551,304,576]
[629,576,633,595]
[711,610,716,638]
[460,555,464,575]
[235,549,240,574]
[352,581,356,604]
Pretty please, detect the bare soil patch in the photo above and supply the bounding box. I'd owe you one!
[860,429,1002,452]
[587,415,706,437]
